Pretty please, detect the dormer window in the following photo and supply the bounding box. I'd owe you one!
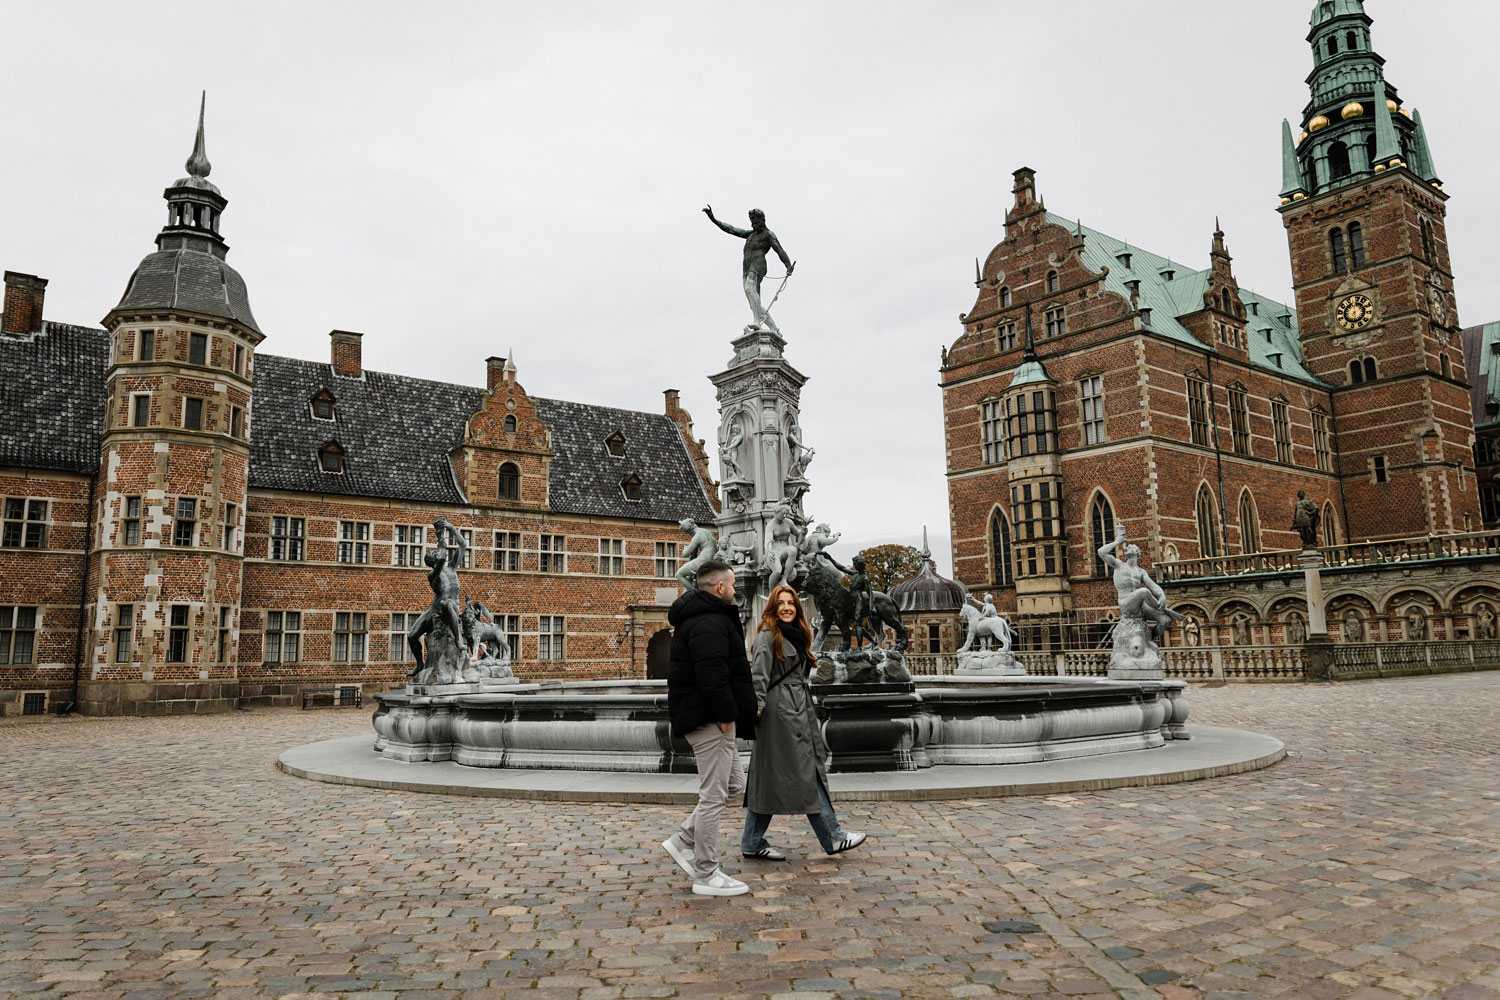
[1124,279,1141,294]
[1160,269,1175,281]
[1115,253,1133,270]
[503,414,518,433]
[319,441,344,473]
[621,474,642,502]
[605,432,626,458]
[1248,301,1259,316]
[311,390,335,421]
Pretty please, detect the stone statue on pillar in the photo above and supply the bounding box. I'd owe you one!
[703,205,794,333]
[1291,490,1321,549]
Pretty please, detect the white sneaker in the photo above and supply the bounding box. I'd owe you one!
[692,868,749,897]
[661,835,694,878]
[828,831,867,855]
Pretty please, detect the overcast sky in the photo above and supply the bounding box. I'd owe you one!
[5,1,1496,576]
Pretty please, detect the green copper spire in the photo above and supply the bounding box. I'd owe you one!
[1280,119,1305,197]
[1411,108,1440,182]
[1372,87,1400,167]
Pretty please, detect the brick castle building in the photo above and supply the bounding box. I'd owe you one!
[0,106,717,716]
[941,0,1485,641]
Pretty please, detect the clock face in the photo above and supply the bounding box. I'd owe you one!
[1336,293,1374,331]
[1428,286,1448,325]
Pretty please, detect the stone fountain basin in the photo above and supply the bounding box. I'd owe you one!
[371,675,1189,773]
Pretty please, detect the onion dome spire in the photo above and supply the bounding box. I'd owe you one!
[184,91,211,182]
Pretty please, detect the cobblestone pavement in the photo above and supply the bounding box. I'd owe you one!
[2,673,1498,1000]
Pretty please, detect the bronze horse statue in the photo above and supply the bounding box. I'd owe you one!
[798,557,908,652]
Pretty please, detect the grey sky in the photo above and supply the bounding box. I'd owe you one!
[5,1,1495,577]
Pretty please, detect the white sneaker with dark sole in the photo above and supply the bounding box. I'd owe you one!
[828,831,867,855]
[661,835,694,877]
[742,846,787,861]
[692,868,749,896]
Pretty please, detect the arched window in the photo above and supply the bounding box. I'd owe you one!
[318,441,344,473]
[1345,30,1357,50]
[1196,484,1219,558]
[604,432,626,457]
[1239,490,1260,554]
[1441,353,1451,379]
[1363,356,1376,381]
[1221,288,1233,313]
[990,508,1014,587]
[1326,35,1338,56]
[620,473,642,501]
[1329,142,1351,181]
[1046,270,1059,293]
[497,462,520,501]
[1330,227,1347,274]
[1347,222,1366,267]
[1349,359,1364,384]
[503,414,517,433]
[1089,494,1116,578]
[1322,501,1339,545]
[310,389,335,421]
[1000,286,1011,308]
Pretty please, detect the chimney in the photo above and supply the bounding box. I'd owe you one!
[2,271,48,336]
[486,356,507,391]
[1011,167,1037,213]
[329,330,363,377]
[663,388,680,417]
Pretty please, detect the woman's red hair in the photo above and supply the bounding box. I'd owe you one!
[756,584,812,660]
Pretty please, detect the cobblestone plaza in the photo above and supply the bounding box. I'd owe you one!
[2,673,1496,999]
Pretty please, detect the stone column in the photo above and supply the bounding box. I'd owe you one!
[708,328,810,617]
[1301,548,1334,680]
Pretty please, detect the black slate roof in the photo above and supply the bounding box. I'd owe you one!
[249,353,716,522]
[0,321,108,474]
[116,247,260,334]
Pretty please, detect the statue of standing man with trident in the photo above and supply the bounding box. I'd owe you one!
[703,206,794,333]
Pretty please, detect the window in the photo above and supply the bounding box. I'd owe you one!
[114,604,133,663]
[1329,142,1352,181]
[1322,502,1339,545]
[1004,389,1055,458]
[502,413,518,433]
[1363,357,1376,381]
[1330,228,1347,275]
[1373,455,1388,483]
[1228,384,1250,456]
[1349,359,1364,384]
[216,606,230,663]
[538,615,565,660]
[494,531,520,572]
[0,606,37,664]
[233,344,244,374]
[1089,494,1116,578]
[996,321,1017,351]
[138,329,155,361]
[999,287,1011,308]
[499,614,521,661]
[1,499,47,549]
[1420,218,1437,263]
[319,442,344,473]
[172,498,197,547]
[655,541,678,578]
[311,391,335,420]
[1313,409,1333,472]
[1044,306,1066,338]
[336,521,370,564]
[393,525,423,566]
[271,516,306,561]
[183,397,203,430]
[131,394,150,427]
[981,400,1005,464]
[123,496,141,546]
[222,503,237,551]
[458,528,473,568]
[539,534,566,573]
[1186,374,1210,447]
[1326,35,1338,56]
[1272,399,1292,463]
[498,462,520,501]
[1348,222,1365,268]
[1196,485,1219,558]
[1046,270,1059,293]
[926,623,942,655]
[599,537,624,575]
[1011,480,1063,576]
[1079,376,1104,445]
[1345,30,1357,49]
[265,611,301,663]
[389,612,415,663]
[168,605,189,663]
[1481,483,1500,525]
[189,332,208,366]
[230,407,243,438]
[990,509,1014,587]
[334,612,367,662]
[1476,439,1499,466]
[621,474,642,502]
[1239,492,1260,554]
[605,432,626,457]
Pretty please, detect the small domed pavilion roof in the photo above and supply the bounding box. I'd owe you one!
[889,528,968,613]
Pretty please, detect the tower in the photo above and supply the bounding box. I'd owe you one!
[1279,0,1477,539]
[1003,305,1067,620]
[83,95,263,714]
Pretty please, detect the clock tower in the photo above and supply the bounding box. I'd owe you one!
[1278,0,1478,539]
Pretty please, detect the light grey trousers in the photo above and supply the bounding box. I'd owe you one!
[677,722,746,880]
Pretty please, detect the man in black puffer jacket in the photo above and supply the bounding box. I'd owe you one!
[661,559,758,896]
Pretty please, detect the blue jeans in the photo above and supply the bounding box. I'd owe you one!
[741,777,845,854]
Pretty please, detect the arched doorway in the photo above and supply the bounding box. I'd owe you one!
[646,628,672,679]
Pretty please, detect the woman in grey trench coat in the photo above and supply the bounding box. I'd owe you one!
[741,584,867,860]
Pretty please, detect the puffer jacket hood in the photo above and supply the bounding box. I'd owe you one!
[668,587,738,628]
